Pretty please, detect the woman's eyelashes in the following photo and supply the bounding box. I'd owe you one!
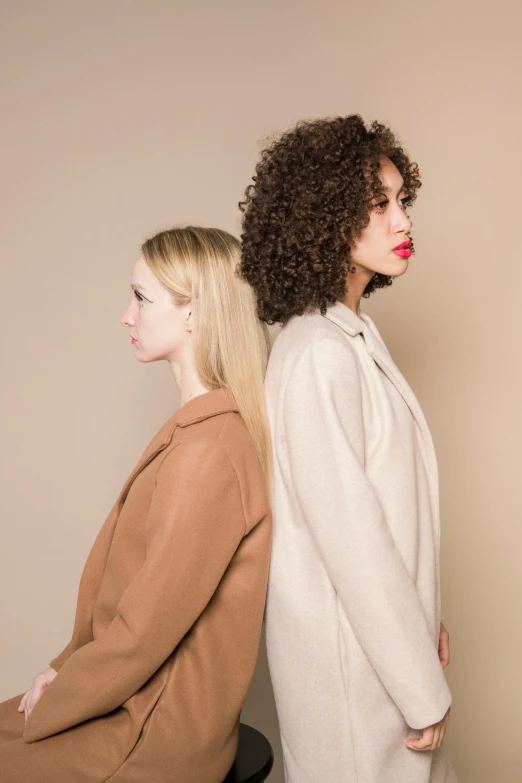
[373,199,389,214]
[133,289,153,308]
[373,195,412,215]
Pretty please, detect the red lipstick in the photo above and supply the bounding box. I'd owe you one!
[393,240,412,259]
[131,337,138,345]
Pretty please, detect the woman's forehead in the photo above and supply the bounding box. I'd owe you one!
[131,256,155,289]
[378,158,404,192]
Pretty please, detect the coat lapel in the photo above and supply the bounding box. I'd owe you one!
[362,318,434,436]
[324,302,439,485]
[118,413,178,508]
[116,388,239,509]
[360,313,440,502]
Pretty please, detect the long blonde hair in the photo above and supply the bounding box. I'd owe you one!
[142,226,272,490]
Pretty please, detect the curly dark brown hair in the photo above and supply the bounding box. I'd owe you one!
[239,115,421,324]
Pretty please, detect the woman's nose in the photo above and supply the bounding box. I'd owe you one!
[121,305,135,327]
[394,206,412,234]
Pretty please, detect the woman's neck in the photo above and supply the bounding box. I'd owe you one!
[339,267,373,317]
[169,350,210,408]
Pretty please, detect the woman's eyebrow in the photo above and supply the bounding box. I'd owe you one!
[378,182,405,194]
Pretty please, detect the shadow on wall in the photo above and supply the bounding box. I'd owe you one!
[241,629,284,783]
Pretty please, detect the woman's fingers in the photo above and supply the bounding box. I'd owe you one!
[25,678,43,719]
[437,719,447,748]
[24,689,33,722]
[438,623,450,668]
[407,707,452,752]
[25,684,36,721]
[432,724,441,749]
[406,725,435,751]
[20,668,58,721]
[437,709,451,748]
[436,724,445,749]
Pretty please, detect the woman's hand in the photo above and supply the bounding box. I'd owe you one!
[406,707,451,751]
[438,623,450,669]
[406,624,452,750]
[18,667,57,722]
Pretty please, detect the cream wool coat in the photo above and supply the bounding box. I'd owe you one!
[264,302,457,783]
[0,389,271,783]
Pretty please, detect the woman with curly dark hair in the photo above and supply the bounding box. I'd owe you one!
[239,115,457,783]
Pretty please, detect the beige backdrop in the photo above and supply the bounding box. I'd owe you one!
[1,1,521,781]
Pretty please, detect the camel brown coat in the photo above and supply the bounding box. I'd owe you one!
[0,389,271,783]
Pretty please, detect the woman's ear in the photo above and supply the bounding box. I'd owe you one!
[184,305,193,333]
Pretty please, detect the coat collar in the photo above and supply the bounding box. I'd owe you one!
[118,388,238,507]
[323,301,366,337]
[176,387,239,427]
[137,388,239,467]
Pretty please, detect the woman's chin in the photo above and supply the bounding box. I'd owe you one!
[385,258,410,277]
[133,348,153,364]
[134,350,171,365]
[363,257,410,280]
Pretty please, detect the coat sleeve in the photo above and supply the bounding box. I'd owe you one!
[49,500,121,672]
[24,438,245,743]
[282,337,452,730]
[48,641,72,673]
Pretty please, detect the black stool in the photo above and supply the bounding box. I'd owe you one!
[223,723,274,783]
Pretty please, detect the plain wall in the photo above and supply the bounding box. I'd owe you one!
[1,1,521,781]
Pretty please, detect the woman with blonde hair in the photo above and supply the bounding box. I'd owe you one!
[0,226,272,783]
